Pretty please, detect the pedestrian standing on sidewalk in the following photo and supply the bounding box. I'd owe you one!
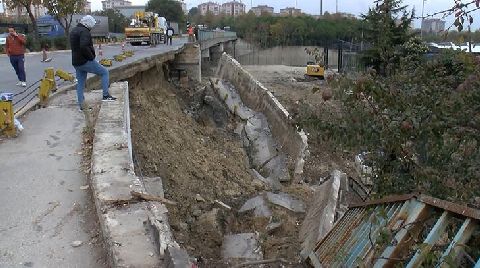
[166,23,174,45]
[70,15,116,110]
[5,26,27,87]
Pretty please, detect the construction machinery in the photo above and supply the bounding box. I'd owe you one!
[125,12,167,46]
[305,61,325,80]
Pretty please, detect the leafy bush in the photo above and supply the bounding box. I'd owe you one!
[25,35,40,52]
[53,36,68,50]
[322,51,480,204]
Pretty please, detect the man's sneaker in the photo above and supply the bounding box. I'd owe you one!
[15,81,22,86]
[102,95,117,102]
[21,82,27,87]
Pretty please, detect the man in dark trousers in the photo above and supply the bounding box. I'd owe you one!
[70,15,116,110]
[5,26,27,87]
[166,23,174,45]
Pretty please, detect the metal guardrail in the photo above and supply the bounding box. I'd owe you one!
[198,30,237,42]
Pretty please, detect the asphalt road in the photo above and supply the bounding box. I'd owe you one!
[0,38,187,112]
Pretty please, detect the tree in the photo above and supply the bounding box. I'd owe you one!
[361,0,414,76]
[44,0,85,40]
[5,0,41,42]
[146,0,184,23]
[188,7,199,18]
[94,9,129,33]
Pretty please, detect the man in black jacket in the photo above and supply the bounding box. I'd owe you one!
[70,15,116,110]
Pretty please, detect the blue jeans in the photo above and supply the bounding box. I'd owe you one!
[9,55,26,82]
[74,60,110,108]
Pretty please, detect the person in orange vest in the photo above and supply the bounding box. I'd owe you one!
[187,24,195,43]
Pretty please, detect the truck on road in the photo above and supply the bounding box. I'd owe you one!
[125,12,167,46]
[37,15,110,39]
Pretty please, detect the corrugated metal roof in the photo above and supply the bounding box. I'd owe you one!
[307,195,480,268]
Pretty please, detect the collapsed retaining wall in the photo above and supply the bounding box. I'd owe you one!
[216,53,308,178]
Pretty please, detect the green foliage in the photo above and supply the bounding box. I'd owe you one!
[93,9,129,33]
[361,0,414,76]
[25,34,40,51]
[52,36,67,50]
[5,0,42,40]
[44,0,85,39]
[188,7,200,24]
[191,12,362,48]
[322,51,480,204]
[146,0,185,23]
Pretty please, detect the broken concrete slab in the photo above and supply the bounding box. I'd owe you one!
[101,203,162,267]
[214,80,255,120]
[221,233,263,260]
[266,222,282,234]
[249,169,282,191]
[239,196,272,217]
[261,154,290,182]
[299,173,341,260]
[147,202,179,258]
[143,177,165,199]
[266,192,306,213]
[165,246,192,268]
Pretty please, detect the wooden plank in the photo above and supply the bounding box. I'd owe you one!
[374,200,429,268]
[406,211,452,268]
[438,218,477,268]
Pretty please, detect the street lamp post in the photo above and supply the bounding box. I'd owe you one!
[421,0,426,38]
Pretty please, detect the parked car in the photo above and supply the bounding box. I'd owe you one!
[0,33,7,46]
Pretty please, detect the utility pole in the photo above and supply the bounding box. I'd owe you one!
[320,0,323,16]
[336,0,338,13]
[421,0,426,39]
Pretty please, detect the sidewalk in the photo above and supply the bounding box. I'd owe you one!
[0,89,107,268]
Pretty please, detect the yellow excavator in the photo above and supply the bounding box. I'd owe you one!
[125,11,167,46]
[305,61,325,80]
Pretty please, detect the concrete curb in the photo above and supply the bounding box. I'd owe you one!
[92,82,192,267]
[89,45,197,267]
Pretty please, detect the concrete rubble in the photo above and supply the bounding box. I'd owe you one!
[213,79,291,184]
[221,233,263,261]
[215,53,309,180]
[266,192,306,213]
[239,196,272,217]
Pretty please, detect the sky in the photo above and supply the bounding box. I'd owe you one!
[0,0,477,30]
[92,0,476,30]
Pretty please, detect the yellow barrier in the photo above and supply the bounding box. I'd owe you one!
[39,77,55,106]
[99,59,113,67]
[56,69,75,82]
[114,54,126,62]
[123,50,134,57]
[0,100,15,137]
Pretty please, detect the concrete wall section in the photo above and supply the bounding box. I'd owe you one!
[235,45,339,67]
[216,53,308,177]
[173,43,201,82]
